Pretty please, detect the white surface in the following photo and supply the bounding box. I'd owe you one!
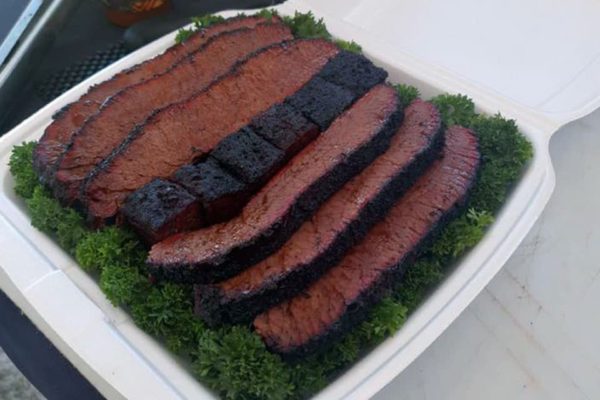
[0,1,597,399]
[375,100,600,400]
[304,0,600,125]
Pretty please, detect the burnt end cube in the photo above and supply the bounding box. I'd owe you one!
[173,158,249,223]
[211,127,284,185]
[318,51,388,97]
[251,103,320,157]
[122,179,201,244]
[286,77,355,130]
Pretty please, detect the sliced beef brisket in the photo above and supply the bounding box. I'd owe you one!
[82,39,340,224]
[194,100,443,325]
[318,50,387,97]
[120,179,201,244]
[33,16,266,182]
[52,23,292,204]
[254,125,481,357]
[250,103,319,156]
[119,49,385,237]
[147,84,403,283]
[210,127,285,186]
[286,77,354,130]
[172,158,249,224]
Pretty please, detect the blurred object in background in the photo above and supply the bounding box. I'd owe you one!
[102,0,172,27]
[0,0,43,66]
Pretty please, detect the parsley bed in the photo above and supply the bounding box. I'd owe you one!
[8,12,532,400]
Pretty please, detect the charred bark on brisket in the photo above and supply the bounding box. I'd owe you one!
[194,100,444,325]
[81,39,340,224]
[121,179,201,244]
[250,103,320,156]
[253,125,481,358]
[147,85,403,283]
[210,127,285,185]
[172,158,249,224]
[318,50,388,97]
[286,77,355,130]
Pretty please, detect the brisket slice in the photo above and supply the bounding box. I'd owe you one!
[318,50,388,97]
[195,100,443,325]
[33,15,266,182]
[172,157,249,225]
[124,124,288,243]
[120,179,201,244]
[122,78,351,241]
[161,63,377,224]
[82,39,340,224]
[286,77,354,130]
[254,125,481,357]
[122,87,349,243]
[119,50,385,236]
[188,105,321,220]
[147,84,403,283]
[51,23,292,204]
[123,156,253,244]
[250,103,320,157]
[210,127,285,186]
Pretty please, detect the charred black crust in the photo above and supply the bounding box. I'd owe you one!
[285,77,355,130]
[194,108,445,326]
[80,38,338,224]
[210,127,284,185]
[249,103,318,153]
[117,40,375,241]
[268,129,482,359]
[317,50,388,97]
[148,93,404,284]
[121,178,200,244]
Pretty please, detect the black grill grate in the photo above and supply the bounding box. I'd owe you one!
[35,40,130,102]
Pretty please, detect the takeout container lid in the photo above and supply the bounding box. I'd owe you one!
[1,1,600,399]
[292,0,600,133]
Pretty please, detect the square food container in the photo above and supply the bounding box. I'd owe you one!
[1,0,600,398]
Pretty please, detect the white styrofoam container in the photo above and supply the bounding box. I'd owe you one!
[1,1,600,399]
